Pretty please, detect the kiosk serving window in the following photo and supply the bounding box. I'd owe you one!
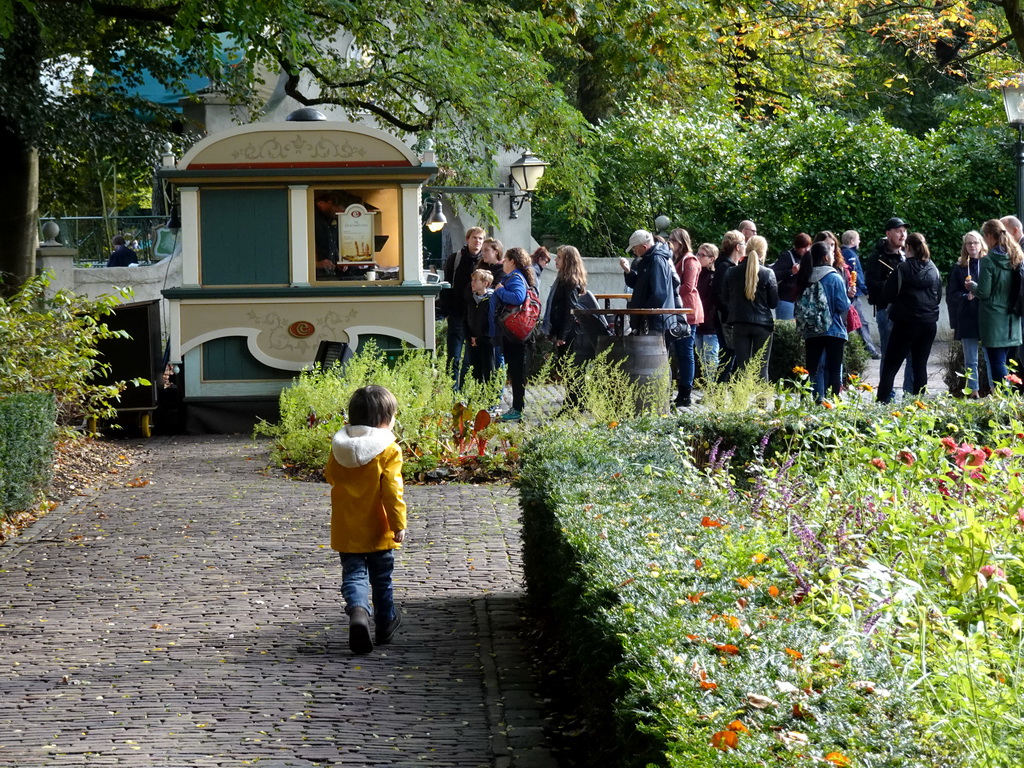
[312,187,401,283]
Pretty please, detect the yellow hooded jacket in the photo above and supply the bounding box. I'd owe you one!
[325,425,406,553]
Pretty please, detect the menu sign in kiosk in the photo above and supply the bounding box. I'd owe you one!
[340,204,377,266]
[160,114,441,430]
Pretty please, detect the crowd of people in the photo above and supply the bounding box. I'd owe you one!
[438,215,1024,418]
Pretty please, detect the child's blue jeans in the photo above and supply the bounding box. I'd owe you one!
[341,550,396,626]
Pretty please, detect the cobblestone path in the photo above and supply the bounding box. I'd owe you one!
[0,436,556,768]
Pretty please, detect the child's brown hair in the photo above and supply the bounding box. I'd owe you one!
[470,268,494,287]
[348,385,398,427]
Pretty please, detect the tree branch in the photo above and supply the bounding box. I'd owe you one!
[86,2,182,25]
[281,69,433,133]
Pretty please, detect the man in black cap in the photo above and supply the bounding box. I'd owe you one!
[866,217,912,391]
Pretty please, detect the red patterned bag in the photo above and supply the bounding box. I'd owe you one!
[499,287,542,342]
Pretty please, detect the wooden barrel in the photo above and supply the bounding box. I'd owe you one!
[596,334,671,414]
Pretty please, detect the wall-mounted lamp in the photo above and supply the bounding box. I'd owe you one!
[508,151,549,219]
[425,195,447,232]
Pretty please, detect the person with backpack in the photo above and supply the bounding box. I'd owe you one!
[795,241,850,402]
[965,219,1024,386]
[875,232,942,403]
[490,247,539,422]
[440,227,485,389]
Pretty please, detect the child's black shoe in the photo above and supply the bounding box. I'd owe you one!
[349,607,374,654]
[376,607,402,645]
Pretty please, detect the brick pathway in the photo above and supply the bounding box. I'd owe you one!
[0,436,558,768]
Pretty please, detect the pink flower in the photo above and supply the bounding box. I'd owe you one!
[996,447,1013,458]
[1016,510,1024,526]
[897,449,916,467]
[1007,373,1023,386]
[940,437,958,453]
[953,443,987,469]
[979,564,1006,580]
[870,458,887,471]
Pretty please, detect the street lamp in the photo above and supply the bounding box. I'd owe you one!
[1001,79,1024,221]
[508,152,549,219]
[425,195,447,233]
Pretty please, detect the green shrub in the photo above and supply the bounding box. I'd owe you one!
[518,418,957,768]
[536,97,1011,274]
[519,387,1024,767]
[0,393,56,515]
[255,340,513,477]
[0,272,133,427]
[767,320,868,384]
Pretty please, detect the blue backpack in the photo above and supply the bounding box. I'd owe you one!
[795,275,831,337]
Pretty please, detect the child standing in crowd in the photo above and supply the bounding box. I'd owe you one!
[466,269,495,384]
[326,385,407,655]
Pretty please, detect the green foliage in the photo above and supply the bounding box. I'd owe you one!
[519,386,1024,767]
[0,392,55,515]
[551,346,671,421]
[0,272,133,427]
[767,320,868,383]
[255,340,515,478]
[537,98,1013,273]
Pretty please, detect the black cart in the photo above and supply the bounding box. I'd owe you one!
[92,299,162,437]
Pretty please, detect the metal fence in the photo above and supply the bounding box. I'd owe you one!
[40,216,168,266]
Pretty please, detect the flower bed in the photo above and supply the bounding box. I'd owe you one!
[519,393,1024,767]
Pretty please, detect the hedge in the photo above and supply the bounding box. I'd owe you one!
[517,394,1024,766]
[0,393,57,515]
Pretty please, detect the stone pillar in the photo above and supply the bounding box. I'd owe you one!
[36,220,77,298]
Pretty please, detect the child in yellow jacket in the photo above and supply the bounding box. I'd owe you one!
[325,385,407,654]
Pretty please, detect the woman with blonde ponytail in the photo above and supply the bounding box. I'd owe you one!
[721,234,778,380]
[966,219,1024,385]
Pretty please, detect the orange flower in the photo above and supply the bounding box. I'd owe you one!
[608,421,619,428]
[792,366,808,376]
[825,753,852,766]
[715,644,740,655]
[699,680,719,690]
[784,648,803,659]
[822,399,834,409]
[712,614,741,630]
[701,516,724,528]
[688,592,704,603]
[752,553,769,564]
[735,577,753,589]
[727,720,749,733]
[686,634,701,642]
[914,399,927,410]
[695,558,704,569]
[711,730,739,751]
[768,585,780,597]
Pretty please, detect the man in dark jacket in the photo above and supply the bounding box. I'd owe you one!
[106,235,138,267]
[866,217,911,390]
[439,226,485,389]
[618,229,674,334]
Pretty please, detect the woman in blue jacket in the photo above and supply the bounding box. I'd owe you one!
[490,247,536,422]
[796,241,850,402]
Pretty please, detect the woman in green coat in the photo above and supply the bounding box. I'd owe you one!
[966,219,1023,384]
